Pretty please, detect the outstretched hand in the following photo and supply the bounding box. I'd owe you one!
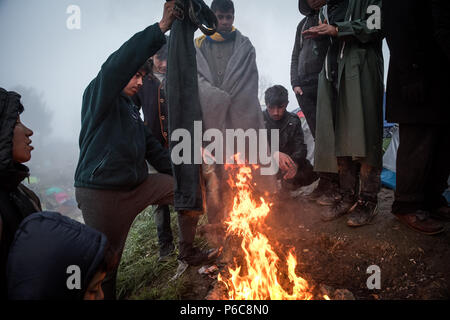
[159,1,177,33]
[302,20,338,39]
[274,152,298,180]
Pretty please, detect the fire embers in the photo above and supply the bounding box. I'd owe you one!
[218,164,313,300]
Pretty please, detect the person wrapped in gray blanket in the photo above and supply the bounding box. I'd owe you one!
[195,0,273,230]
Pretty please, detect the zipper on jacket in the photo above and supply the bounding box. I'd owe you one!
[91,151,110,178]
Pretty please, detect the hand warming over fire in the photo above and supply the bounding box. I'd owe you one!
[274,151,298,180]
[303,20,338,39]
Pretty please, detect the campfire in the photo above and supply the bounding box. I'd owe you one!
[217,163,314,300]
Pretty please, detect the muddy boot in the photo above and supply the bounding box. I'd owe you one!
[320,193,356,222]
[347,199,379,227]
[309,173,341,206]
[158,242,176,262]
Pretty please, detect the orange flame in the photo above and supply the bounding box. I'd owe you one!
[218,164,313,300]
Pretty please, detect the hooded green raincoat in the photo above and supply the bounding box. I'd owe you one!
[314,0,384,173]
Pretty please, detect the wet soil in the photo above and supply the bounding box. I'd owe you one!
[185,188,450,300]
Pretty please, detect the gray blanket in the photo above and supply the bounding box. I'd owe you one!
[196,31,277,198]
[196,30,266,135]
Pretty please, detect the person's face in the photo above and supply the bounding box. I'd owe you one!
[267,104,288,121]
[215,10,234,33]
[153,55,167,74]
[12,116,34,163]
[83,271,106,300]
[123,70,146,96]
[307,0,326,10]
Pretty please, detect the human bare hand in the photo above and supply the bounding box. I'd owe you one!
[283,163,298,180]
[275,152,297,173]
[302,20,338,39]
[294,86,304,96]
[159,1,177,33]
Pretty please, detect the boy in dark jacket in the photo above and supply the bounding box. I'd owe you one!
[74,2,216,299]
[263,85,317,194]
[7,211,113,300]
[0,88,40,299]
[291,0,340,206]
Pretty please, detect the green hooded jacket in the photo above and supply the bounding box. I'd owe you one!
[314,0,384,173]
[75,23,172,191]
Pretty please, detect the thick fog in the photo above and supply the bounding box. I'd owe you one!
[0,0,389,187]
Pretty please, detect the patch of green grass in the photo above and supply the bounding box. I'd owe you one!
[383,138,392,154]
[116,207,209,300]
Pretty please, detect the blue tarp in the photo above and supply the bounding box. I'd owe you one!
[381,168,396,190]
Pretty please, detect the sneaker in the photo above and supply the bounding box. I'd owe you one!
[347,200,378,227]
[158,242,176,262]
[320,197,356,222]
[179,247,221,266]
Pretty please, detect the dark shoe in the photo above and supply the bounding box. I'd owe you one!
[308,178,330,201]
[394,211,445,235]
[321,197,355,222]
[347,200,378,227]
[179,247,221,266]
[315,190,343,206]
[158,242,176,262]
[431,206,450,221]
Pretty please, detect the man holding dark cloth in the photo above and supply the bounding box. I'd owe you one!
[75,2,216,299]
[384,0,450,234]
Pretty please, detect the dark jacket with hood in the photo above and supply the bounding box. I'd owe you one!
[134,74,169,149]
[74,23,172,191]
[7,211,107,300]
[291,0,329,89]
[0,88,42,299]
[384,0,450,124]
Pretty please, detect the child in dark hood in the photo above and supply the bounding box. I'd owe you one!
[7,211,113,300]
[0,88,40,299]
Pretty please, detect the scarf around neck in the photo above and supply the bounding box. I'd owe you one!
[206,26,237,43]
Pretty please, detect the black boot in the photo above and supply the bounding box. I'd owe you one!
[320,193,356,222]
[347,199,378,227]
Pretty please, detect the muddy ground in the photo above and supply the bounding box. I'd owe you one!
[182,188,450,300]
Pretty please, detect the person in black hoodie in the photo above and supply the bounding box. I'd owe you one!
[7,211,113,300]
[0,88,40,299]
[291,0,341,206]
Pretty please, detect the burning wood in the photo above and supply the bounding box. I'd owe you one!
[217,163,314,300]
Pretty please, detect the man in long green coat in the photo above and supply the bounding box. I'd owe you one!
[303,0,384,227]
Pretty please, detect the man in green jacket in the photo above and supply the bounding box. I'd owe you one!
[74,2,215,299]
[304,0,384,227]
